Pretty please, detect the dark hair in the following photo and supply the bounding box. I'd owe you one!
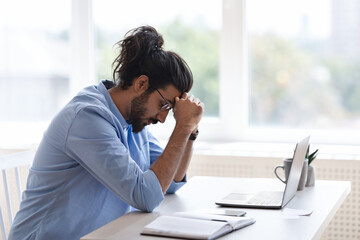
[112,26,193,93]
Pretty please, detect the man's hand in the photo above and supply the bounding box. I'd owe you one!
[173,93,204,134]
[150,93,204,194]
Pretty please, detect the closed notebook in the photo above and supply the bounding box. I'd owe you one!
[141,212,256,240]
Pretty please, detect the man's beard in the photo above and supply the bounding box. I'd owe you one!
[129,92,159,133]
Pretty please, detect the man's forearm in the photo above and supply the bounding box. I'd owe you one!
[150,125,191,194]
[173,139,193,182]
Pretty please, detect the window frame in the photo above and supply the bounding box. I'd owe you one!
[1,0,360,148]
[151,0,360,145]
[0,0,94,148]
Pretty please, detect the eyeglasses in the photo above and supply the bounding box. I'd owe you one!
[156,89,173,111]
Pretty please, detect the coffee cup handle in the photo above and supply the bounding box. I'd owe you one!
[274,165,286,183]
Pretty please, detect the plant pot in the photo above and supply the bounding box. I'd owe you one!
[306,165,315,187]
[297,158,308,190]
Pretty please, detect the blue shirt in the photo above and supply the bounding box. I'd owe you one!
[9,80,186,240]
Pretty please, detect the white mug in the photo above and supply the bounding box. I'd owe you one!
[274,158,308,190]
[274,158,292,183]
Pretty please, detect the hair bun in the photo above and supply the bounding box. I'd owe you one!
[154,35,164,51]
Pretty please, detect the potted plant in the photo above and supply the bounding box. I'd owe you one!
[305,145,319,187]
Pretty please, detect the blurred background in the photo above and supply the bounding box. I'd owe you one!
[0,0,359,145]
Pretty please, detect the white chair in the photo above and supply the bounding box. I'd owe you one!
[0,150,35,240]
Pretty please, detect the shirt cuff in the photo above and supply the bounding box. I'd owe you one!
[166,174,187,194]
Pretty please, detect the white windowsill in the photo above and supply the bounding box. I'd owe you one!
[191,141,360,161]
[1,122,359,161]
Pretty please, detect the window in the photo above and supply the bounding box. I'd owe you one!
[248,0,360,130]
[0,0,71,121]
[196,0,360,145]
[2,0,359,147]
[244,0,360,144]
[0,0,71,146]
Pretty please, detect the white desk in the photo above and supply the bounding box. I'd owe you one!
[81,176,350,240]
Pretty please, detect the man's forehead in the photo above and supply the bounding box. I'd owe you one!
[161,85,182,99]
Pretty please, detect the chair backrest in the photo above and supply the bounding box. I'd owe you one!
[0,150,35,240]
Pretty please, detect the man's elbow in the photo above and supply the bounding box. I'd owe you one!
[141,198,162,213]
[135,190,164,213]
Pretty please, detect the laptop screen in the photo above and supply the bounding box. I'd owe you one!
[281,136,310,207]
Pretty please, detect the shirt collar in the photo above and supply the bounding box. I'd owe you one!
[97,80,130,130]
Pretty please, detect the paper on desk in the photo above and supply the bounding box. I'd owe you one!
[194,208,247,217]
[281,208,313,217]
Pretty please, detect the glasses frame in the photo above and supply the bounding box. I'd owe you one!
[156,89,173,111]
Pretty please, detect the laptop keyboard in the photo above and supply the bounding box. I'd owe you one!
[248,191,283,206]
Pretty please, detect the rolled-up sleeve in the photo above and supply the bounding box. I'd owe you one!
[65,106,164,212]
[166,175,187,193]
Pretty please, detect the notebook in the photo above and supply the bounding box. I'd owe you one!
[141,211,256,240]
[215,136,310,209]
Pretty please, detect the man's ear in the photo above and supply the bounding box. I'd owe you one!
[133,75,149,93]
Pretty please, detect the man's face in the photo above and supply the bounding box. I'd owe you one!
[129,91,155,133]
[128,85,181,133]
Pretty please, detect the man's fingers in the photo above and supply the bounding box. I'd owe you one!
[187,94,195,101]
[181,92,188,99]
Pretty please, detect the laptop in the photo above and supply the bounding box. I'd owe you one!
[215,136,310,209]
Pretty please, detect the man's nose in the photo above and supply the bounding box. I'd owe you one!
[157,110,169,123]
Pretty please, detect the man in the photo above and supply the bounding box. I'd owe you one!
[9,26,204,239]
